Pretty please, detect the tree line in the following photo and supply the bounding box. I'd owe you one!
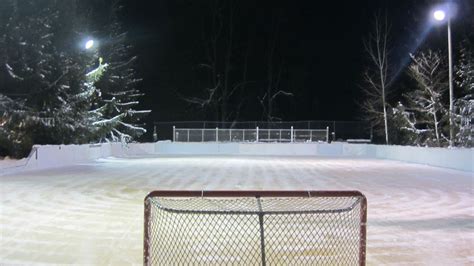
[178,2,472,148]
[361,12,473,148]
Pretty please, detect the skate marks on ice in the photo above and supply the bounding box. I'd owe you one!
[0,155,472,265]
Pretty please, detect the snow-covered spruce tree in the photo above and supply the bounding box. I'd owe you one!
[0,0,99,157]
[85,4,150,143]
[392,102,431,146]
[396,50,449,147]
[454,39,474,147]
[0,94,34,157]
[0,1,148,156]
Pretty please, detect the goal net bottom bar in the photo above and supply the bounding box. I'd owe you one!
[144,190,367,266]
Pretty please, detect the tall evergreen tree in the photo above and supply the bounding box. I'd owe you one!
[0,0,148,157]
[454,39,474,147]
[0,0,96,156]
[86,2,150,142]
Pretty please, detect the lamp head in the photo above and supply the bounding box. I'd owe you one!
[431,3,458,24]
[85,39,94,49]
[433,10,446,21]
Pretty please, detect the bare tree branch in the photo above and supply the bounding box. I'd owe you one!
[404,50,448,146]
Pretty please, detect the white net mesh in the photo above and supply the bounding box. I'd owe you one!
[144,191,366,265]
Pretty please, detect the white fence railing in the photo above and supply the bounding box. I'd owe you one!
[173,126,329,143]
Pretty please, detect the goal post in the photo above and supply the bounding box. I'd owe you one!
[144,190,367,265]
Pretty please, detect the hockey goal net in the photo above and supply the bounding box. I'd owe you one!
[144,190,367,265]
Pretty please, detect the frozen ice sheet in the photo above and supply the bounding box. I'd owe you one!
[1,155,473,265]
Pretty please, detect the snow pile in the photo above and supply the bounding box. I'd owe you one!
[0,157,28,169]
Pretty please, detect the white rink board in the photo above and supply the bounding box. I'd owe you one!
[1,142,471,175]
[1,155,473,265]
[156,142,473,172]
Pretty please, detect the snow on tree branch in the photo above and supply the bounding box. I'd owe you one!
[392,50,449,147]
[86,57,109,83]
[5,63,24,80]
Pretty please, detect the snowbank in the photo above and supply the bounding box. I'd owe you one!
[0,157,29,169]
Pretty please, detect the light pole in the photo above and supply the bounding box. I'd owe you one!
[433,7,454,146]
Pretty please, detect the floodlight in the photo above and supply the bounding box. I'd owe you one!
[85,39,94,49]
[433,10,446,21]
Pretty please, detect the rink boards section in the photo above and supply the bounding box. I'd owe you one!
[2,141,472,175]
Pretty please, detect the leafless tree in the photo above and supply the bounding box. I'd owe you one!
[361,14,392,144]
[259,16,293,122]
[407,50,448,146]
[181,0,222,120]
[182,0,252,124]
[392,51,448,147]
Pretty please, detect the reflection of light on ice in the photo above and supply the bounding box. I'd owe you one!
[1,155,473,265]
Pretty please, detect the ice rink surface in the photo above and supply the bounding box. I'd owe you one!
[1,155,473,265]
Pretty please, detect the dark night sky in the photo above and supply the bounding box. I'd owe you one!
[118,0,472,124]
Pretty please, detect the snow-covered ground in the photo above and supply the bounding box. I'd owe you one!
[0,155,472,265]
[0,157,29,169]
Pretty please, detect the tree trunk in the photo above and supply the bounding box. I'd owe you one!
[383,98,389,145]
[433,112,440,146]
[380,67,389,145]
[221,0,234,122]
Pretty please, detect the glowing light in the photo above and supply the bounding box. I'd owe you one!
[85,39,94,49]
[433,10,446,21]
